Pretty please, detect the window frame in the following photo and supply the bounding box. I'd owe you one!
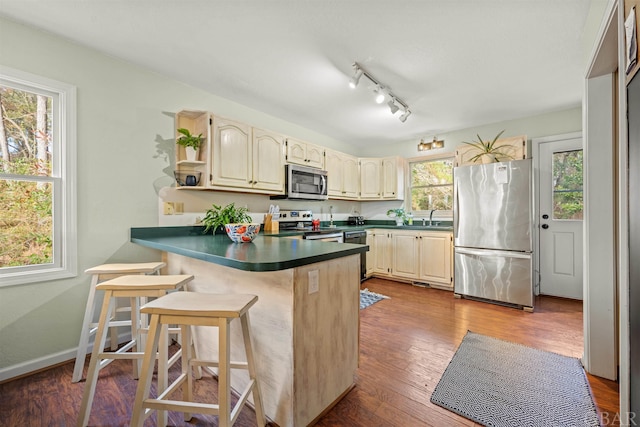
[0,66,77,287]
[407,153,455,218]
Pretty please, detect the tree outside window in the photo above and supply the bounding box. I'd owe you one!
[409,158,454,214]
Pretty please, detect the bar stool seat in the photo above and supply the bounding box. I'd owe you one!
[72,261,166,383]
[130,291,266,427]
[77,274,194,427]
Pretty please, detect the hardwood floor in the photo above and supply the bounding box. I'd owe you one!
[0,278,620,426]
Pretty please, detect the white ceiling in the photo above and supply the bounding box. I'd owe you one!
[0,1,596,147]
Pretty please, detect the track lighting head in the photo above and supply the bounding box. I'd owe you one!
[399,109,411,123]
[374,86,385,104]
[349,66,363,89]
[388,99,400,114]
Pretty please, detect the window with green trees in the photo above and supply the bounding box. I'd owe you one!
[0,68,76,286]
[409,157,454,213]
[552,149,583,220]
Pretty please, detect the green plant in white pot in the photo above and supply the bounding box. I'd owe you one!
[387,208,407,226]
[176,128,203,162]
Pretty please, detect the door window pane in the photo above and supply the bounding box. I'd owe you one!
[552,149,583,220]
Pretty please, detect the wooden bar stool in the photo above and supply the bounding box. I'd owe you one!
[72,262,166,383]
[77,274,194,427]
[130,292,266,427]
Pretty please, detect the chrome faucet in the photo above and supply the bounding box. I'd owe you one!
[429,209,436,226]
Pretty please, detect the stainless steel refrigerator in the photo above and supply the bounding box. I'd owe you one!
[453,158,534,309]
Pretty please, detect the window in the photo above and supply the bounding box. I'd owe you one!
[409,156,454,214]
[552,149,583,220]
[0,67,77,286]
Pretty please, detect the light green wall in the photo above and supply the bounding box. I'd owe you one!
[0,9,591,376]
[0,16,354,374]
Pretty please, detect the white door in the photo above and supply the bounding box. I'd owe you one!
[538,136,584,299]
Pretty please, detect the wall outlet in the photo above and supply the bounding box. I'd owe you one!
[308,270,319,294]
[163,202,174,215]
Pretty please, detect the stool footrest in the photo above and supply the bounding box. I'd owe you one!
[145,399,220,415]
[191,359,249,370]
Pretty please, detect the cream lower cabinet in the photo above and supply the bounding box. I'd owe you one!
[418,232,453,289]
[211,118,285,193]
[368,229,453,290]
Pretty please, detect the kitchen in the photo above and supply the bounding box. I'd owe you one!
[0,1,632,426]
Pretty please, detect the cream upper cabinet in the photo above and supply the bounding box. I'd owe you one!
[252,128,286,192]
[418,232,453,289]
[382,157,405,200]
[392,230,420,280]
[454,135,528,167]
[326,149,359,199]
[286,137,325,169]
[359,158,381,199]
[212,118,285,193]
[174,110,211,189]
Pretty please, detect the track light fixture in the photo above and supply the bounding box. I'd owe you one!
[349,67,364,89]
[348,62,410,123]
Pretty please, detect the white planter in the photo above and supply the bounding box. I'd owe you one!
[185,146,198,162]
[395,218,404,226]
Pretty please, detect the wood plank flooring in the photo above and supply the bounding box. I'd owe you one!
[0,278,620,426]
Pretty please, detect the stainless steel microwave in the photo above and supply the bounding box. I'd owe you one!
[272,164,328,200]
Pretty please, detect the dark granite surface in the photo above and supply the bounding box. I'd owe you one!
[130,226,368,272]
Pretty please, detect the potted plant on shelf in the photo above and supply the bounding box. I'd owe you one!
[176,128,203,162]
[202,203,260,243]
[387,208,408,226]
[461,129,512,164]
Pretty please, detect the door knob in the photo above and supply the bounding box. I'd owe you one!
[542,224,549,229]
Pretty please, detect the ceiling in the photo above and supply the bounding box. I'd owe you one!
[0,1,597,147]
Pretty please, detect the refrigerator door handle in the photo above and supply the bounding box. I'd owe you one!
[455,247,531,259]
[453,177,459,238]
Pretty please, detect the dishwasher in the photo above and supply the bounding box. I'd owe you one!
[344,230,367,281]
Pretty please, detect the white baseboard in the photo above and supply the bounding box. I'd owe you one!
[0,333,129,383]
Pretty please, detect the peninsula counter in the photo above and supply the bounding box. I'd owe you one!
[131,226,367,427]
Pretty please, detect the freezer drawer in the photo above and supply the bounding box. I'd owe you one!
[454,247,533,308]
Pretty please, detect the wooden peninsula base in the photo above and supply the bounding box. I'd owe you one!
[164,252,360,427]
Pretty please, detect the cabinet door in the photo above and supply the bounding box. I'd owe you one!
[252,129,285,192]
[305,143,325,169]
[342,155,360,198]
[286,138,307,166]
[371,231,391,275]
[382,157,404,199]
[392,230,420,279]
[325,149,344,197]
[419,232,453,287]
[211,117,251,188]
[359,158,381,199]
[366,230,375,277]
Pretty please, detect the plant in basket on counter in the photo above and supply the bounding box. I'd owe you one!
[202,203,260,243]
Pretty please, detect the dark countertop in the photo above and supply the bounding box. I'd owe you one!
[131,226,368,272]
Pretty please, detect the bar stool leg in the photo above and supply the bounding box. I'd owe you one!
[77,291,115,427]
[241,314,266,427]
[219,319,231,427]
[72,274,100,383]
[183,324,194,422]
[130,314,162,427]
[130,296,141,379]
[157,323,169,427]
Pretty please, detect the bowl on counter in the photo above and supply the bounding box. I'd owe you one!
[225,223,261,243]
[174,170,201,187]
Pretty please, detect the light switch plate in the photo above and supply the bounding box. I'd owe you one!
[308,270,319,294]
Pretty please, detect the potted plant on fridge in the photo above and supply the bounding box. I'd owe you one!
[202,203,260,242]
[461,129,513,164]
[176,128,203,162]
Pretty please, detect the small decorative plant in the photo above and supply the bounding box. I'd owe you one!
[176,128,203,149]
[202,203,252,235]
[461,129,512,163]
[387,208,407,226]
